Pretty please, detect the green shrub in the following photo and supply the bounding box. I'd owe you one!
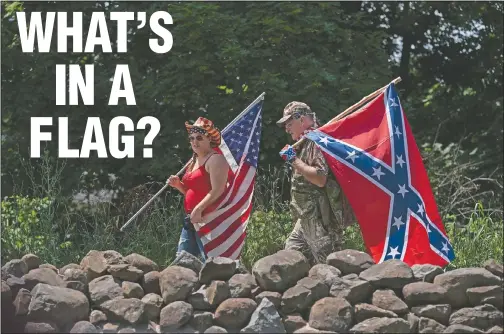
[445,202,503,270]
[240,210,293,270]
[1,195,53,262]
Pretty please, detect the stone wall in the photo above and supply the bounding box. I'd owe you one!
[1,249,503,333]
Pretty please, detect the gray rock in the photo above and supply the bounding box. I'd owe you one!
[199,257,237,284]
[188,285,213,311]
[308,264,341,288]
[21,254,41,271]
[39,263,58,273]
[466,286,503,310]
[433,268,501,308]
[294,325,337,333]
[329,277,373,304]
[23,267,65,290]
[80,250,109,282]
[141,293,163,320]
[99,298,146,325]
[359,259,414,289]
[228,273,258,298]
[1,278,12,303]
[59,263,81,275]
[342,273,360,281]
[241,297,286,333]
[404,312,419,333]
[28,283,89,331]
[88,275,123,306]
[63,269,87,285]
[350,317,410,333]
[486,326,504,333]
[1,259,28,278]
[108,264,144,282]
[354,303,398,323]
[412,304,452,325]
[122,281,144,299]
[102,322,120,333]
[214,298,257,329]
[449,304,504,331]
[189,311,214,333]
[418,317,446,333]
[124,253,158,273]
[371,289,409,316]
[89,309,107,324]
[24,322,59,333]
[170,251,204,274]
[483,260,503,278]
[326,249,374,275]
[159,265,198,304]
[65,280,87,294]
[255,291,282,309]
[412,264,444,282]
[252,250,310,292]
[283,314,306,333]
[70,321,99,333]
[281,277,329,314]
[308,297,353,332]
[402,281,449,306]
[101,250,127,266]
[207,280,230,307]
[5,275,26,298]
[205,326,228,333]
[160,301,194,332]
[13,288,31,316]
[141,271,161,295]
[443,324,484,333]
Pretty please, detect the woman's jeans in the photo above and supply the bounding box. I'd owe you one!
[177,215,207,261]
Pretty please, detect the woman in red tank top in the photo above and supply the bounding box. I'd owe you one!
[166,117,229,259]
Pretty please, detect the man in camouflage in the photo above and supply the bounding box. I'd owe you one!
[277,101,355,265]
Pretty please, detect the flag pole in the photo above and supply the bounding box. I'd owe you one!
[292,77,401,149]
[120,92,266,232]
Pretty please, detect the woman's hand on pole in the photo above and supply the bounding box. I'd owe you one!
[167,175,181,187]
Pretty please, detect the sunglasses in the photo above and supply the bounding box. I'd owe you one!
[188,135,204,142]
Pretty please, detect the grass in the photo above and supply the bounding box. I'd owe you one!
[1,153,502,271]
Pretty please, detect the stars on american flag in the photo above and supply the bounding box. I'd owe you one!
[222,104,262,168]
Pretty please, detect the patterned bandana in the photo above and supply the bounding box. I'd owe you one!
[185,117,221,146]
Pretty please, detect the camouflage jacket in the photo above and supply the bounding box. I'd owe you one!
[290,139,355,230]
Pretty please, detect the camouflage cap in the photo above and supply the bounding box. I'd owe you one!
[276,101,312,126]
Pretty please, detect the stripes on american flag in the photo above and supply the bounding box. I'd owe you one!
[195,97,264,259]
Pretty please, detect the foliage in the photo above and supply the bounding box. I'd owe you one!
[0,1,502,271]
[1,195,52,261]
[422,141,503,221]
[240,210,293,270]
[444,203,503,270]
[1,1,391,199]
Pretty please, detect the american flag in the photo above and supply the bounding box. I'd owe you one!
[195,94,264,259]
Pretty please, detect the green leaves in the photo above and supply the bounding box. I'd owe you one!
[1,195,52,261]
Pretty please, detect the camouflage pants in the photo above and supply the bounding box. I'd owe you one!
[285,216,342,265]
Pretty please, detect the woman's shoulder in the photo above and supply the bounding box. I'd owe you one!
[207,153,229,168]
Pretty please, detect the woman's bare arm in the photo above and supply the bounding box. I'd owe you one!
[193,154,229,212]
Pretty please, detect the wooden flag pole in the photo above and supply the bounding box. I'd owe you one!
[292,77,402,149]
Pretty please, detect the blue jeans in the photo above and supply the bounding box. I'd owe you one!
[176,215,207,261]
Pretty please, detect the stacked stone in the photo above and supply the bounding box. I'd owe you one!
[1,249,503,333]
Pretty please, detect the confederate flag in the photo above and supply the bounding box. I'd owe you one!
[304,82,455,267]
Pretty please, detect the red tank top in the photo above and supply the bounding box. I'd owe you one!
[182,154,229,214]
